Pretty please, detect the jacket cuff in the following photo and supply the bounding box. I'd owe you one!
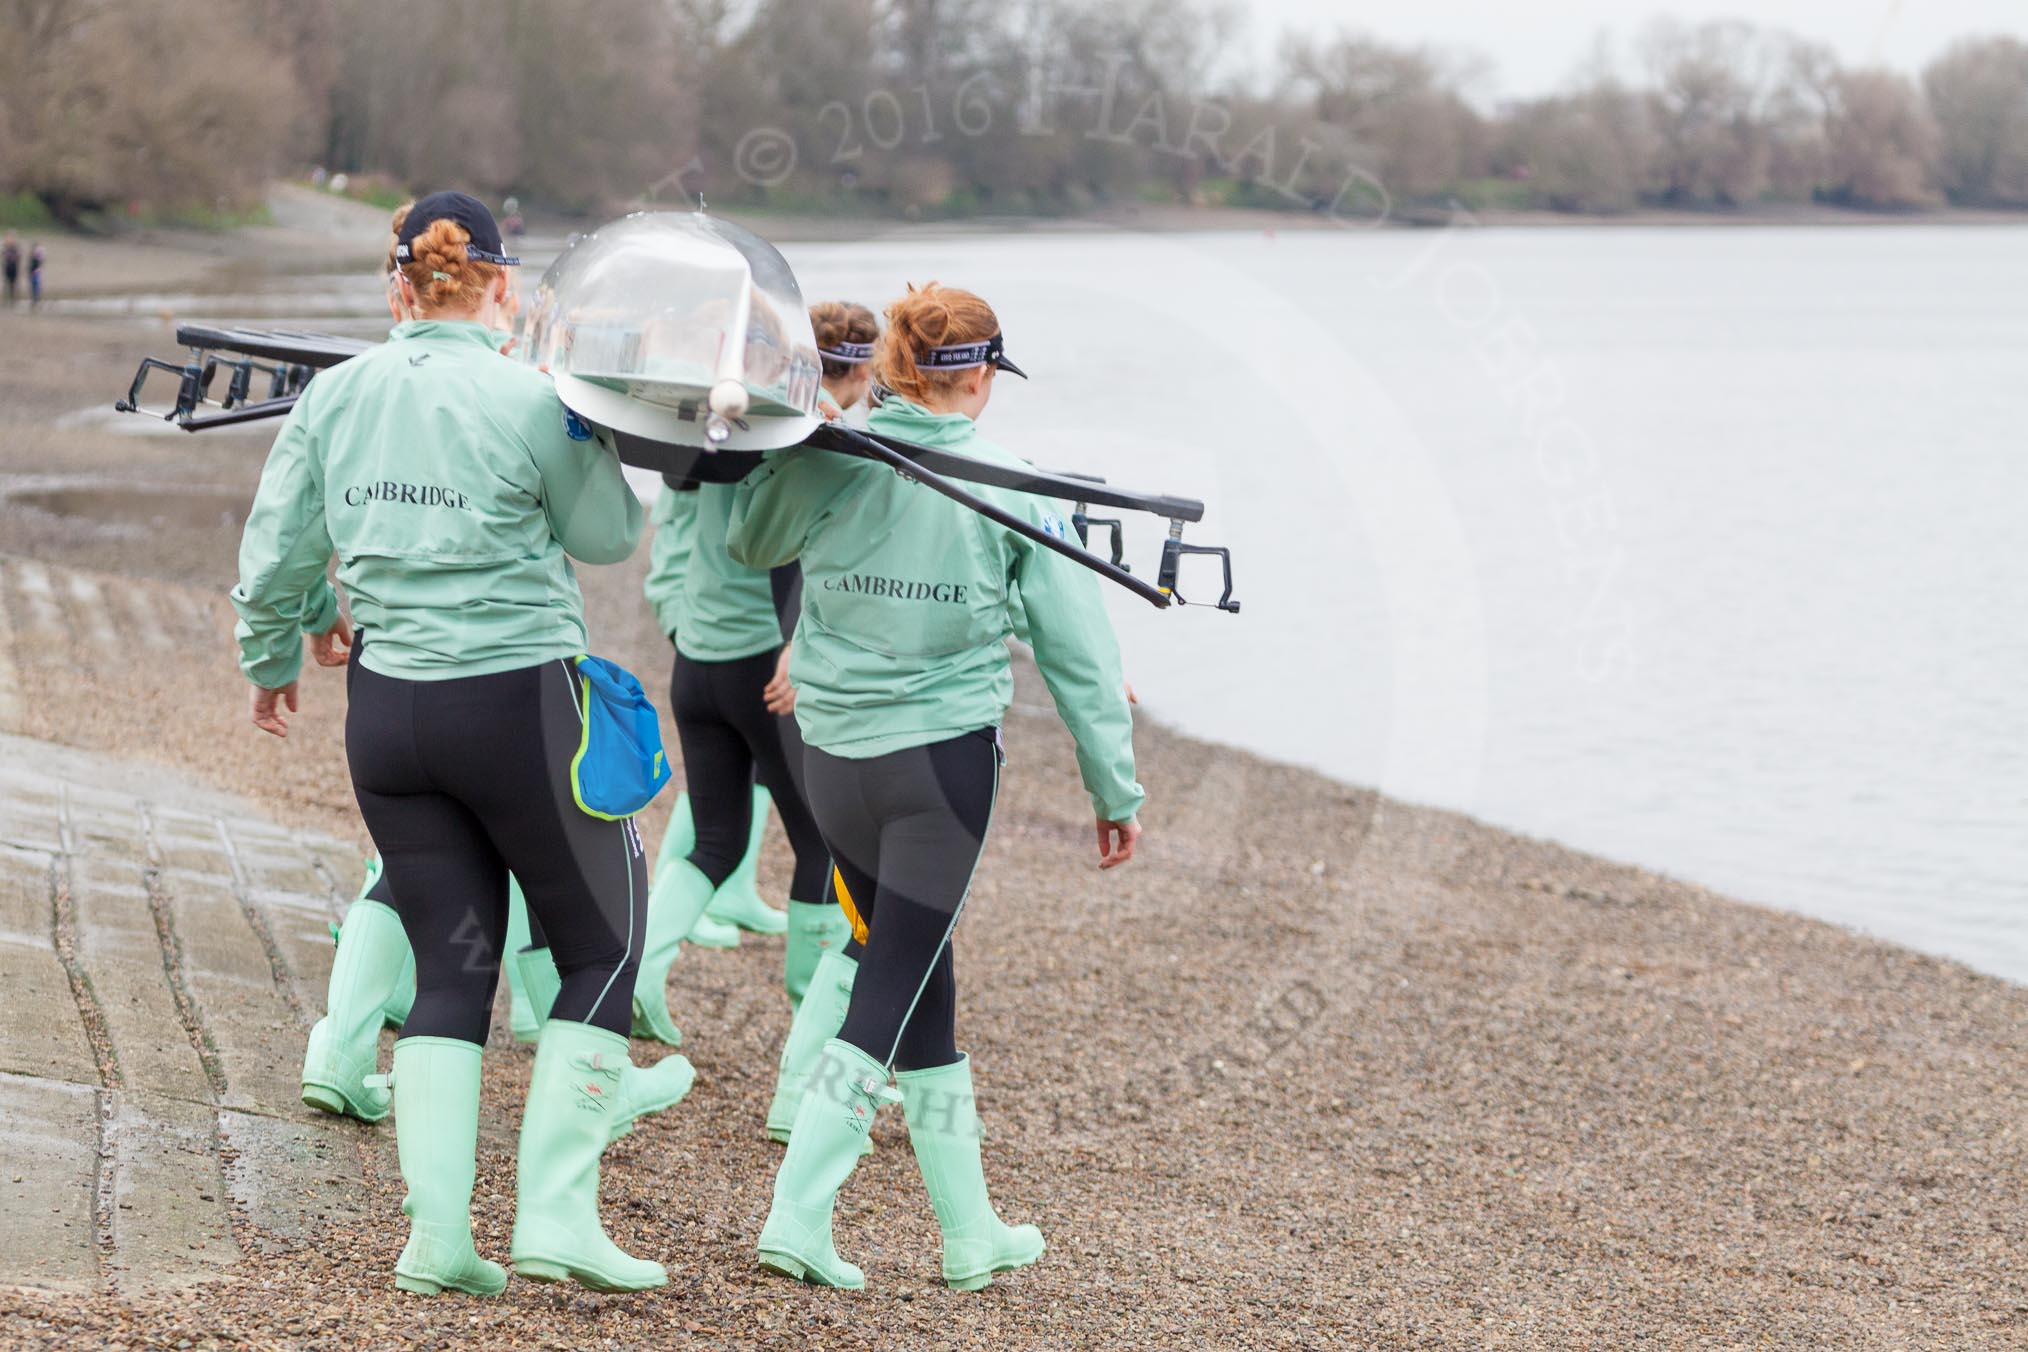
[237,614,305,690]
[1094,785,1145,825]
[297,581,340,636]
[242,646,304,691]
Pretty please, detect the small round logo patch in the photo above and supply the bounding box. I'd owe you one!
[1040,511,1067,541]
[563,410,593,441]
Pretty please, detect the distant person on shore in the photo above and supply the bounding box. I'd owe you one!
[2,233,19,306]
[729,282,1144,1292]
[232,190,666,1298]
[27,243,42,309]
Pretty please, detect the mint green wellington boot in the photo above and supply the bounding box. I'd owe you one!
[895,1055,1045,1291]
[756,1038,893,1288]
[686,909,742,949]
[652,791,697,888]
[510,1020,668,1292]
[381,935,415,1030]
[368,857,417,1030]
[504,878,543,1043]
[388,1038,508,1296]
[609,1048,696,1145]
[686,910,742,949]
[765,949,859,1143]
[784,901,853,1009]
[513,949,695,1145]
[631,857,715,1045]
[659,793,740,949]
[301,882,410,1121]
[513,943,562,1025]
[703,785,786,935]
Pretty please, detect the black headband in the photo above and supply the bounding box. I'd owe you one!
[915,331,1027,379]
[819,340,875,363]
[917,334,1001,369]
[394,241,521,267]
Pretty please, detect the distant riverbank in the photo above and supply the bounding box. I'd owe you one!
[823,198,2028,232]
[482,195,2028,239]
[19,184,2028,306]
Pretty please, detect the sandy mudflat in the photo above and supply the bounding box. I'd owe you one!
[1,229,2026,1350]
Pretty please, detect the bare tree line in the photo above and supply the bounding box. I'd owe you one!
[3,0,2026,225]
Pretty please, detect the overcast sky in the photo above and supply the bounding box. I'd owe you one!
[1241,1,2028,98]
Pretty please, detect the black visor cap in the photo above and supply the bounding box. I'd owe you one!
[917,332,1027,380]
[395,191,521,267]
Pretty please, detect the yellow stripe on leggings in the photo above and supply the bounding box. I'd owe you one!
[832,867,868,946]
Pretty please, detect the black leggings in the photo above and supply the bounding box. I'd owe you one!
[671,643,829,901]
[346,653,648,1045]
[803,729,1000,1072]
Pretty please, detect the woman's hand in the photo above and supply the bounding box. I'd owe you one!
[1097,817,1141,870]
[251,681,300,738]
[306,615,352,668]
[764,643,797,716]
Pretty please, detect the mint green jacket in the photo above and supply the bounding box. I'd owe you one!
[642,483,700,640]
[231,321,643,687]
[727,398,1143,823]
[641,380,859,651]
[643,481,782,661]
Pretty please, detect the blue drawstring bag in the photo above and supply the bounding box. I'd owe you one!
[568,655,671,820]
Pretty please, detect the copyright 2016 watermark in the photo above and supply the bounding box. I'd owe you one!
[718,55,1391,226]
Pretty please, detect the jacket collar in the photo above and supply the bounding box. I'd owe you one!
[866,396,978,448]
[387,319,502,350]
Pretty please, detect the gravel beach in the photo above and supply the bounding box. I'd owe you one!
[2,241,2026,1350]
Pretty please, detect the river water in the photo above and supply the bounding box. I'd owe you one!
[790,225,2028,983]
[77,223,2028,981]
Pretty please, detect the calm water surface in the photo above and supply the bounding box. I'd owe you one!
[791,225,2028,982]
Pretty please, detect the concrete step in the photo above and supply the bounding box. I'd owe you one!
[0,731,371,1294]
[0,554,224,670]
[0,941,98,1087]
[0,843,51,946]
[0,1074,100,1294]
[155,868,306,1117]
[103,1092,237,1295]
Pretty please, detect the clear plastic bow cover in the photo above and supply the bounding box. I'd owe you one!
[516,212,822,451]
